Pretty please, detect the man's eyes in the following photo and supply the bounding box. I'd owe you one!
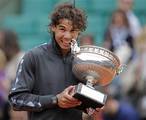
[58,27,79,33]
[59,28,65,31]
[71,30,79,34]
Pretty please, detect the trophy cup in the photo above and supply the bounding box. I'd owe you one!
[71,39,123,109]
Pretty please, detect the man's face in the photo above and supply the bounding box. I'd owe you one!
[51,19,80,52]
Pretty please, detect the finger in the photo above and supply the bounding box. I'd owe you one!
[60,102,81,108]
[64,93,79,102]
[64,85,75,92]
[58,88,81,105]
[95,107,103,112]
[86,108,95,115]
[58,98,81,108]
[63,95,81,105]
[95,109,100,112]
[64,86,79,102]
[60,85,81,106]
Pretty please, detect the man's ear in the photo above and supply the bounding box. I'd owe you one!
[50,25,56,32]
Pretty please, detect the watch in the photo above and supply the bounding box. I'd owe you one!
[52,96,58,105]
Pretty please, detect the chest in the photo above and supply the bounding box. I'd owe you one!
[32,53,78,95]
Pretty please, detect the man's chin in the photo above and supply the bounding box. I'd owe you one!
[62,48,70,51]
[61,46,70,50]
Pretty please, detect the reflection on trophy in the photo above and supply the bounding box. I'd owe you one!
[71,39,123,109]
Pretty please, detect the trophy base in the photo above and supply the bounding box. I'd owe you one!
[73,83,107,109]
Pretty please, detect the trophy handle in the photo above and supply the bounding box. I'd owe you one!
[71,39,80,54]
[116,64,127,75]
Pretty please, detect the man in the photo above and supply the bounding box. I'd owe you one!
[8,3,100,120]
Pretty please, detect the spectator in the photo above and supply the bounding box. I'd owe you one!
[103,9,135,64]
[0,29,27,120]
[120,26,146,100]
[79,34,95,46]
[0,30,24,82]
[130,26,146,120]
[0,49,7,119]
[118,0,141,38]
[102,95,140,120]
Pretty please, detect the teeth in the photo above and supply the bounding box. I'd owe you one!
[63,42,70,45]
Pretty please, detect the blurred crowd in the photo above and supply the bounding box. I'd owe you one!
[0,0,146,120]
[0,30,27,120]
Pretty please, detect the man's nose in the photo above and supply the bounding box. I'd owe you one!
[64,31,72,39]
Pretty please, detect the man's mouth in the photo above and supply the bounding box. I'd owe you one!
[61,40,71,47]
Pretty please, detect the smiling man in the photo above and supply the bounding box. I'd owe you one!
[51,19,81,55]
[8,3,92,120]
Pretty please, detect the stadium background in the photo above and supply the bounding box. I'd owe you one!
[0,0,146,51]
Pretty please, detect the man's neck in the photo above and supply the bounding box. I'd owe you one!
[61,49,70,56]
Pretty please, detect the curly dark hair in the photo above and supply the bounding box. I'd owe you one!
[49,3,87,32]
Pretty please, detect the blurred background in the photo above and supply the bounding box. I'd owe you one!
[0,0,146,120]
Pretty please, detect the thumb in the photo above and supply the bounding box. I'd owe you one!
[65,85,76,95]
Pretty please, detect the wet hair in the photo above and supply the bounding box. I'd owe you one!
[50,3,87,31]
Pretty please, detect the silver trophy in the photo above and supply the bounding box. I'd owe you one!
[71,39,123,109]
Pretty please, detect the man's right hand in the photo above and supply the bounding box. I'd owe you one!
[56,85,82,108]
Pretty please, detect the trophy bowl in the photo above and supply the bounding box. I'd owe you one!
[72,45,120,86]
[71,45,121,108]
